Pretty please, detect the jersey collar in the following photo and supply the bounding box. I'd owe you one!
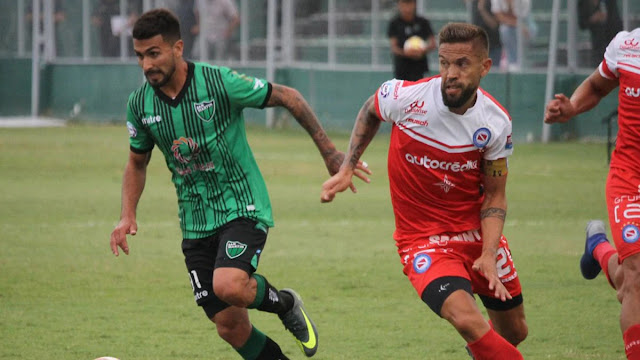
[152,61,195,107]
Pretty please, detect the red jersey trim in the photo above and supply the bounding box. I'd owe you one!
[479,87,511,120]
[601,60,618,79]
[619,62,640,74]
[397,122,475,150]
[401,74,441,88]
[374,88,385,121]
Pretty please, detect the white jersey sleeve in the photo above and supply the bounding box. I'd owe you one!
[483,120,513,160]
[599,31,626,79]
[375,79,404,123]
[481,101,513,161]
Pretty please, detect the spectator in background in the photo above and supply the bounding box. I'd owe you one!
[92,0,120,57]
[491,0,534,71]
[26,0,69,57]
[387,0,437,81]
[92,0,142,57]
[174,0,199,58]
[466,0,502,66]
[578,0,623,67]
[194,0,240,61]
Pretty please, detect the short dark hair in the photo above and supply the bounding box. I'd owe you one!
[438,22,489,56]
[132,8,181,44]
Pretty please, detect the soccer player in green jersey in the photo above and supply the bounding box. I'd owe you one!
[109,8,370,360]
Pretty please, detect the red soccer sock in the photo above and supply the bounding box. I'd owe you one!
[593,241,617,288]
[467,328,523,360]
[624,324,640,359]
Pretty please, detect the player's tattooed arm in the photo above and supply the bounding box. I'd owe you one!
[483,158,508,177]
[266,84,343,171]
[474,168,511,300]
[480,207,507,221]
[480,162,508,223]
[346,95,382,168]
[267,84,371,180]
[320,94,380,202]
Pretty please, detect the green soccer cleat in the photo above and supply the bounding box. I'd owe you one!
[278,289,318,357]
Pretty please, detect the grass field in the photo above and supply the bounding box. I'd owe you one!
[0,125,624,359]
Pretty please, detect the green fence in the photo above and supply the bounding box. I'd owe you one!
[1,58,618,142]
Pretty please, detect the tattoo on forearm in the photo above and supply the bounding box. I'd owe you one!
[348,98,380,167]
[480,207,506,221]
[271,85,334,155]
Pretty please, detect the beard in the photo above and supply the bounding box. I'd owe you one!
[145,63,175,88]
[441,81,477,109]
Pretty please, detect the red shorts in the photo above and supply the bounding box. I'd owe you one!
[397,230,522,299]
[606,167,640,261]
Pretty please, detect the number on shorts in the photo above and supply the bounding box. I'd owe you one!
[495,247,512,278]
[188,270,202,291]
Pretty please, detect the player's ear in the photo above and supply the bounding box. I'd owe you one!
[480,56,492,77]
[173,39,184,58]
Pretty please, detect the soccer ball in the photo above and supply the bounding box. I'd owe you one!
[93,357,120,360]
[404,35,427,51]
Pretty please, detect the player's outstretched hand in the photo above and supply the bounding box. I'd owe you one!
[472,253,512,302]
[321,167,359,203]
[324,151,372,193]
[110,218,137,256]
[544,94,575,124]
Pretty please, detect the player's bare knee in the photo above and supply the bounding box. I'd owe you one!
[423,277,486,338]
[213,280,247,306]
[503,322,528,345]
[215,321,235,342]
[619,259,640,299]
[516,321,529,343]
[211,309,251,347]
[216,321,239,343]
[443,310,490,342]
[215,318,250,347]
[213,269,251,306]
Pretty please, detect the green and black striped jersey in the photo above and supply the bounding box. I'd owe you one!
[126,62,273,239]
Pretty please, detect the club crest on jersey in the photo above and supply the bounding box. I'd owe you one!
[473,128,491,148]
[413,253,432,274]
[226,241,248,259]
[622,224,640,243]
[194,100,216,122]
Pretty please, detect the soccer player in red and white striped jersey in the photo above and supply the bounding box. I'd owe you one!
[322,23,528,359]
[545,28,640,360]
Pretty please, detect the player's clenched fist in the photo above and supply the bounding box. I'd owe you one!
[544,94,576,124]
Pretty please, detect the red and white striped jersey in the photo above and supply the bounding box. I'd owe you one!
[599,29,640,171]
[375,76,513,244]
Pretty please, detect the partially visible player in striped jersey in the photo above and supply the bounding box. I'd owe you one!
[321,23,528,359]
[109,8,369,360]
[545,28,640,360]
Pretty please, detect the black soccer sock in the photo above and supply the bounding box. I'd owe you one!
[256,336,289,360]
[234,326,289,360]
[248,274,294,315]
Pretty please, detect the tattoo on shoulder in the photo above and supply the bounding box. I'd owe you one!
[480,207,506,221]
